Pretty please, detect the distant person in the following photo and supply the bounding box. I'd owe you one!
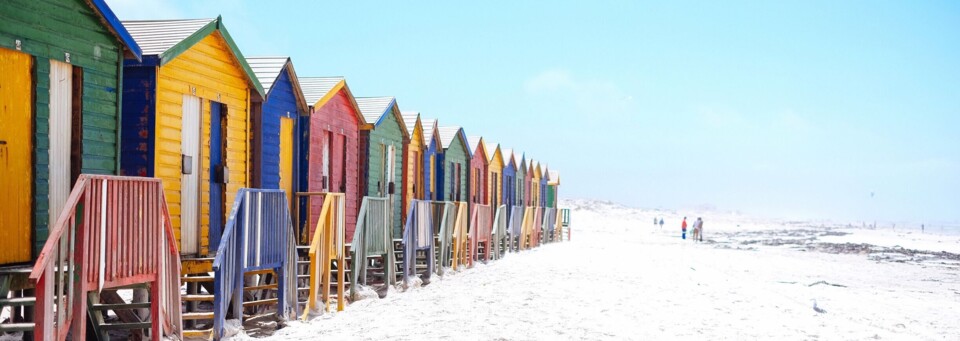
[691,218,701,242]
[654,217,658,226]
[696,218,704,242]
[681,217,688,240]
[659,218,664,229]
[922,224,925,233]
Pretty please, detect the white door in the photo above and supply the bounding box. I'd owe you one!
[48,61,72,226]
[180,95,201,255]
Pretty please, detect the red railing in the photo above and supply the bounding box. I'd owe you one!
[469,204,492,265]
[29,175,182,340]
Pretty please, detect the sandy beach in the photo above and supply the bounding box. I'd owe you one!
[229,199,960,340]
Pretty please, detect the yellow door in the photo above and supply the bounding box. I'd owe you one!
[0,48,33,264]
[279,117,295,210]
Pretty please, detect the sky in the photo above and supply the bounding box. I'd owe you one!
[106,0,960,223]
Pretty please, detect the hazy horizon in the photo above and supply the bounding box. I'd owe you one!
[107,0,960,223]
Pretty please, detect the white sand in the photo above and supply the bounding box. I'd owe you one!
[228,199,960,340]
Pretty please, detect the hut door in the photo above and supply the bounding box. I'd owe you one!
[322,132,330,191]
[48,60,74,236]
[180,95,201,255]
[208,102,227,252]
[0,48,33,264]
[279,117,295,210]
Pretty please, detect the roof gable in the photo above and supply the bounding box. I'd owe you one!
[299,77,370,128]
[438,126,469,153]
[467,136,486,160]
[247,56,309,113]
[87,0,142,60]
[401,112,425,146]
[356,97,409,140]
[486,142,503,165]
[123,16,264,99]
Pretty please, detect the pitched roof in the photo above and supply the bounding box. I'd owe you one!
[122,17,264,98]
[422,118,438,146]
[401,112,424,145]
[87,0,142,60]
[467,136,484,156]
[501,148,515,167]
[355,96,408,139]
[486,142,503,164]
[438,126,467,151]
[298,77,369,127]
[246,56,308,113]
[548,170,560,185]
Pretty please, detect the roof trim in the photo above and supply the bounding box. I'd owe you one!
[156,16,264,99]
[488,143,503,165]
[367,98,410,141]
[86,0,142,61]
[311,79,370,129]
[261,57,309,114]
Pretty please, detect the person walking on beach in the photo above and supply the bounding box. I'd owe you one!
[659,218,664,229]
[681,217,688,240]
[691,218,700,242]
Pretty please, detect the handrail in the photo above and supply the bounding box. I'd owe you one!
[435,201,456,274]
[531,207,544,248]
[491,205,507,260]
[469,204,492,264]
[212,189,295,339]
[402,200,435,283]
[561,208,571,241]
[350,196,394,298]
[30,174,182,340]
[450,202,469,271]
[541,208,557,244]
[519,206,535,250]
[507,206,524,252]
[302,193,346,319]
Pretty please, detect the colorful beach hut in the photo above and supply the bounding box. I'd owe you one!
[401,112,425,224]
[530,161,542,207]
[298,77,368,242]
[467,136,488,206]
[247,57,309,205]
[518,154,529,206]
[357,97,408,236]
[501,148,518,215]
[486,142,504,209]
[541,164,550,208]
[547,170,560,208]
[422,119,441,201]
[0,0,141,267]
[120,17,264,257]
[437,126,469,202]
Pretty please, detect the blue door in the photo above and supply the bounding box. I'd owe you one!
[209,101,227,252]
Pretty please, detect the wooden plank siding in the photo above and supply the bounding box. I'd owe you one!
[467,137,487,206]
[439,129,469,203]
[0,0,131,258]
[501,151,517,217]
[400,114,424,225]
[517,155,527,207]
[486,144,503,208]
[253,64,301,190]
[359,101,406,237]
[306,89,363,242]
[422,120,441,201]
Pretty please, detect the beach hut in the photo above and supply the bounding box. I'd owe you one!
[530,161,542,207]
[0,0,140,267]
[0,1,185,338]
[401,112,425,224]
[547,170,560,208]
[467,136,488,206]
[437,126,469,203]
[298,77,368,242]
[422,119,441,201]
[517,153,528,207]
[120,17,264,257]
[247,57,309,205]
[486,142,504,209]
[541,164,550,208]
[501,148,517,214]
[357,97,408,236]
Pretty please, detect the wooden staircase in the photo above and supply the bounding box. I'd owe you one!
[0,266,35,337]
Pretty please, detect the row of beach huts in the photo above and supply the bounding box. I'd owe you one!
[0,1,569,340]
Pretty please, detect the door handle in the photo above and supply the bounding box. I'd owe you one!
[0,140,6,145]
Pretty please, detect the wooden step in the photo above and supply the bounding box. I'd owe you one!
[99,322,151,331]
[182,294,214,302]
[0,322,35,332]
[245,283,278,291]
[0,297,35,307]
[0,266,31,275]
[245,269,275,276]
[91,302,152,311]
[242,298,278,308]
[181,258,215,274]
[183,329,213,338]
[182,312,215,320]
[181,275,214,283]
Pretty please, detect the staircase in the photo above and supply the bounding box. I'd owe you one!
[28,175,182,340]
[300,193,348,318]
[0,266,35,337]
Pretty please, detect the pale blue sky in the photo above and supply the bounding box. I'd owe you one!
[107,0,960,223]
